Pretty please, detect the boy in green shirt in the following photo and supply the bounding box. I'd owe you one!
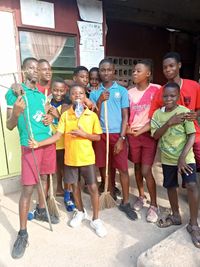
[151,82,200,248]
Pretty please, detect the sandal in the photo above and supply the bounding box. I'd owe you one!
[186,223,200,248]
[157,214,182,228]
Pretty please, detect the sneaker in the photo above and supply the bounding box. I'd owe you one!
[133,196,145,211]
[11,232,28,259]
[118,202,137,220]
[90,219,107,238]
[69,209,87,228]
[146,205,159,223]
[35,206,59,224]
[65,200,76,212]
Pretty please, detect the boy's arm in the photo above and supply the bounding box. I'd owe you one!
[95,91,109,118]
[153,113,186,140]
[6,96,25,130]
[114,107,128,154]
[29,131,63,148]
[70,126,100,141]
[128,122,150,136]
[178,133,195,175]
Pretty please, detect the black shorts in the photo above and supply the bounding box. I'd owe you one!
[64,164,96,185]
[162,163,196,188]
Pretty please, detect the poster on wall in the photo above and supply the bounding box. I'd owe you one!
[77,21,103,47]
[79,45,104,70]
[20,0,55,28]
[77,0,103,23]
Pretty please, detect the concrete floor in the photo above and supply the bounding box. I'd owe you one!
[0,163,195,267]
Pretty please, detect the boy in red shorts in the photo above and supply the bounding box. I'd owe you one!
[90,58,137,221]
[29,84,107,238]
[6,57,58,259]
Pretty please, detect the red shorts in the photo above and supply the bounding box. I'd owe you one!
[193,141,200,170]
[21,144,56,185]
[93,133,128,171]
[128,132,157,165]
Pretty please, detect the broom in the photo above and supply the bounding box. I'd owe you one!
[44,88,60,219]
[13,74,53,231]
[99,99,116,209]
[47,174,60,218]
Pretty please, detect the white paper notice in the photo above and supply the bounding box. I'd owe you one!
[79,45,104,70]
[20,0,55,28]
[77,0,103,23]
[78,21,103,47]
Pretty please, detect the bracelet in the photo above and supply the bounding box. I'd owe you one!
[119,135,126,140]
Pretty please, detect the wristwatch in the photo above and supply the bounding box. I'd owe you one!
[119,135,126,140]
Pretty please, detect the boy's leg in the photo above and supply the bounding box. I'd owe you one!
[12,185,34,259]
[37,174,48,209]
[87,183,99,220]
[134,163,144,198]
[186,182,199,226]
[167,187,180,216]
[72,182,84,212]
[56,149,64,196]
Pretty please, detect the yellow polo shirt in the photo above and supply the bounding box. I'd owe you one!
[57,106,102,166]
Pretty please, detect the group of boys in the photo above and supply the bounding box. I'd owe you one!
[5,52,200,260]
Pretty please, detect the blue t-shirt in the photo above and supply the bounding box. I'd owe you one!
[89,82,129,133]
[6,83,52,147]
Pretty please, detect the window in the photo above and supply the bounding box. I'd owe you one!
[19,31,77,79]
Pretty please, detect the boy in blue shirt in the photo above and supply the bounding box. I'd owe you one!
[90,58,137,220]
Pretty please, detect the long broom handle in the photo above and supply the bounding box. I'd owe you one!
[104,100,109,193]
[13,74,53,231]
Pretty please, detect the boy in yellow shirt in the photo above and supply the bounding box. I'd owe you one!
[29,84,107,237]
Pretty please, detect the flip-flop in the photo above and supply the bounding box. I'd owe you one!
[157,214,182,228]
[186,223,200,248]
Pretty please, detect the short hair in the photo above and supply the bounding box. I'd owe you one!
[163,52,181,63]
[69,83,85,95]
[89,67,99,74]
[73,66,88,76]
[99,58,114,68]
[136,59,153,73]
[22,57,38,69]
[38,59,50,65]
[51,77,66,88]
[163,82,180,92]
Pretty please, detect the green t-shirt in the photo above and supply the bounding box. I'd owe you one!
[6,83,52,147]
[151,105,195,165]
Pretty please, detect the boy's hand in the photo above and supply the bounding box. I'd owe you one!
[167,113,186,126]
[184,111,197,121]
[178,156,193,175]
[70,126,86,138]
[42,114,53,125]
[48,106,60,118]
[13,96,25,117]
[114,138,124,155]
[11,83,24,96]
[98,91,110,103]
[28,138,39,148]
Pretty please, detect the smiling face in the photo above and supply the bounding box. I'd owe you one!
[73,70,89,88]
[163,58,181,81]
[99,62,115,83]
[132,63,151,84]
[70,85,86,104]
[38,61,52,83]
[89,70,100,88]
[51,82,66,103]
[163,86,180,111]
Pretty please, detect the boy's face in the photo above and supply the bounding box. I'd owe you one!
[70,86,86,104]
[163,58,181,81]
[38,62,52,82]
[89,71,100,88]
[163,86,179,111]
[51,82,66,102]
[132,63,150,84]
[24,60,38,83]
[99,63,115,83]
[73,70,89,88]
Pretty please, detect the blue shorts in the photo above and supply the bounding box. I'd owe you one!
[162,163,196,188]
